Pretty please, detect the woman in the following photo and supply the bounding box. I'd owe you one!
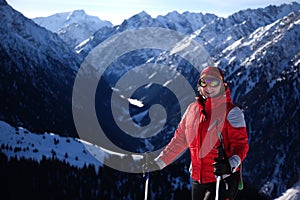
[144,66,249,200]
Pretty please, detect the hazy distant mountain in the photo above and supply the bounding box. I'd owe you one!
[33,10,113,48]
[75,11,218,57]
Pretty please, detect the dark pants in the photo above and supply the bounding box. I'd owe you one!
[192,172,239,200]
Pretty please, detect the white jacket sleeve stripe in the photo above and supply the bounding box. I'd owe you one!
[227,107,246,128]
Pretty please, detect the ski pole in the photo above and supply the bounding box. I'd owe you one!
[143,152,150,200]
[144,171,149,200]
[215,176,221,200]
[215,130,225,200]
[215,138,224,200]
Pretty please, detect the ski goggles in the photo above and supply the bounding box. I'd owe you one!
[198,77,221,88]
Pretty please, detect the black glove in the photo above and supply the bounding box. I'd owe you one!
[142,161,160,174]
[213,157,232,176]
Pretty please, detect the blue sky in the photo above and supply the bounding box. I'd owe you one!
[6,0,297,25]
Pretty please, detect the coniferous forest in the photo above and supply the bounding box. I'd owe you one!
[0,151,269,200]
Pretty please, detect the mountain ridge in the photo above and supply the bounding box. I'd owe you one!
[1,0,300,199]
[0,0,80,136]
[33,10,113,48]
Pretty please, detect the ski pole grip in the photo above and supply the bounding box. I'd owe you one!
[217,145,224,159]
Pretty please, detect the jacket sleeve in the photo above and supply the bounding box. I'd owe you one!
[226,107,249,162]
[156,104,191,167]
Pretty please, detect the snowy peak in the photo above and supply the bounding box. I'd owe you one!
[64,9,112,29]
[66,9,87,21]
[33,10,113,48]
[117,10,216,33]
[161,11,218,33]
[181,11,217,31]
[164,10,181,18]
[135,10,152,19]
[76,9,218,56]
[118,11,156,30]
[34,10,112,32]
[260,2,300,19]
[228,2,300,26]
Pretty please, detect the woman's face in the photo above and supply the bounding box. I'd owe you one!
[198,76,223,98]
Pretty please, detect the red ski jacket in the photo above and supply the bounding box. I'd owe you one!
[157,86,249,183]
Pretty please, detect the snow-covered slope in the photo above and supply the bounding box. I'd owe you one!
[193,2,300,55]
[218,10,300,101]
[0,120,106,170]
[33,10,113,48]
[275,180,300,200]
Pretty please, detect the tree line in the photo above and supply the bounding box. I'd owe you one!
[0,151,268,200]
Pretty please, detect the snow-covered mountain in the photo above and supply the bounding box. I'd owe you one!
[216,9,300,198]
[72,3,300,199]
[193,2,300,55]
[0,0,80,136]
[74,10,218,57]
[0,119,149,199]
[1,0,300,199]
[275,181,300,200]
[0,120,106,169]
[33,10,113,48]
[74,2,300,58]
